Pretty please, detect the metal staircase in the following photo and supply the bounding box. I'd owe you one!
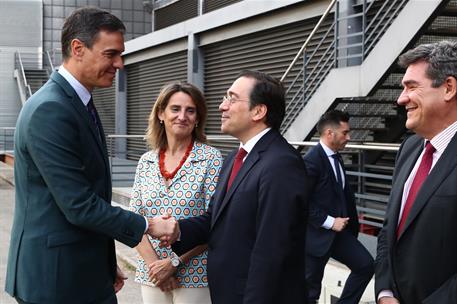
[14,51,55,104]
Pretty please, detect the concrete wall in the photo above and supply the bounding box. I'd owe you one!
[0,0,42,128]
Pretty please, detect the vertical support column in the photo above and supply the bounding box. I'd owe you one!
[198,0,204,16]
[115,69,127,159]
[336,0,363,67]
[187,33,204,90]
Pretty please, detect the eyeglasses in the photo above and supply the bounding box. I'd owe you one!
[221,95,249,105]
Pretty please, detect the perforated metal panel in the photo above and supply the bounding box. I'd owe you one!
[203,0,242,13]
[155,0,198,30]
[126,51,187,160]
[203,17,332,155]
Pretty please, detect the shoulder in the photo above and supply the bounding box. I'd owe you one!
[194,142,223,162]
[139,150,158,164]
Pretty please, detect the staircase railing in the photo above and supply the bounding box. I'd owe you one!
[280,0,408,134]
[14,52,32,101]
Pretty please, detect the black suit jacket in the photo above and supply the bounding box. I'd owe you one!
[174,129,313,304]
[5,72,145,303]
[375,134,457,304]
[303,144,359,257]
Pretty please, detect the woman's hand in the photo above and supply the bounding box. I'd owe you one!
[157,276,179,292]
[149,258,177,286]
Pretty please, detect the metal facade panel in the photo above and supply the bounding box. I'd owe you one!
[155,0,198,30]
[203,0,242,13]
[93,85,116,136]
[203,16,331,155]
[126,51,187,160]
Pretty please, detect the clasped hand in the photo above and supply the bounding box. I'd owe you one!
[147,213,180,247]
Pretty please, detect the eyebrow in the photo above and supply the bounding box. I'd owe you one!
[402,80,420,86]
[227,90,240,98]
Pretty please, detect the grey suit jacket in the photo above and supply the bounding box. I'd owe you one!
[375,134,457,304]
[5,72,145,303]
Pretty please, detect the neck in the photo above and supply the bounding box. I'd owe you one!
[166,136,193,155]
[62,61,93,92]
[238,124,269,145]
[320,138,337,153]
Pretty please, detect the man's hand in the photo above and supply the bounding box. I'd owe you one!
[149,258,177,286]
[113,265,127,293]
[378,296,400,304]
[147,213,180,246]
[332,217,349,232]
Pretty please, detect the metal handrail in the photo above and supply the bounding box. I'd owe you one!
[279,0,408,135]
[44,50,55,74]
[15,52,32,99]
[280,0,337,82]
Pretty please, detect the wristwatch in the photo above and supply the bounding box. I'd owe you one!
[170,252,181,267]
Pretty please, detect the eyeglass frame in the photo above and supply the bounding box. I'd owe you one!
[221,95,250,105]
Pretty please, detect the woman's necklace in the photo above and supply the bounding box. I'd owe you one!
[159,140,193,180]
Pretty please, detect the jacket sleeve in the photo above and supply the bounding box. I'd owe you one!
[27,100,145,247]
[303,153,329,227]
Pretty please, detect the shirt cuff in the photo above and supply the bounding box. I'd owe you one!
[322,216,335,229]
[378,290,394,301]
[143,216,149,234]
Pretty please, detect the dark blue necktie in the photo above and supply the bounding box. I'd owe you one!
[87,98,101,140]
[332,153,348,216]
[331,153,343,188]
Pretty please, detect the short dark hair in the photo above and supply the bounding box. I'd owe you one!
[237,70,285,130]
[146,81,207,149]
[398,40,457,88]
[316,110,350,135]
[61,7,125,60]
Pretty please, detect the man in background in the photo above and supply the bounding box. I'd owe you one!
[304,110,374,304]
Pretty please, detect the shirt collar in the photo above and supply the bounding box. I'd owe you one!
[429,120,457,154]
[58,65,92,106]
[319,140,337,157]
[240,128,271,154]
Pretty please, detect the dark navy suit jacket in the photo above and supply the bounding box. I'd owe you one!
[174,129,313,304]
[303,143,359,258]
[376,134,457,304]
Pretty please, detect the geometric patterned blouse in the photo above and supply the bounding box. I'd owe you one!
[129,141,223,288]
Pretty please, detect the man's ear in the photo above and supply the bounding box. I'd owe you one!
[251,104,267,122]
[444,76,457,102]
[70,38,85,61]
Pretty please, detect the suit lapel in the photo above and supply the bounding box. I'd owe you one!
[50,72,109,173]
[211,151,235,226]
[212,130,276,226]
[317,144,344,197]
[399,133,457,238]
[388,137,423,241]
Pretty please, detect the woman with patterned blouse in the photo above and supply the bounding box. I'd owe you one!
[129,82,222,304]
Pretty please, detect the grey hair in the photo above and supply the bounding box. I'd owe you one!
[398,40,457,87]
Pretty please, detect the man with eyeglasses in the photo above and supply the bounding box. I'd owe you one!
[167,70,314,304]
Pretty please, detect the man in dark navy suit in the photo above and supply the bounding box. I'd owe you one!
[303,110,374,304]
[165,70,313,304]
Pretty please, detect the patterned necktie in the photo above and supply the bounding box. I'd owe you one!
[227,148,247,191]
[397,141,435,238]
[87,97,101,140]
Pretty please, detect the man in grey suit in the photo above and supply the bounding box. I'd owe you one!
[5,7,177,304]
[375,40,457,304]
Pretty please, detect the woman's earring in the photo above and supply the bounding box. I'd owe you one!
[160,120,164,124]
[195,122,198,128]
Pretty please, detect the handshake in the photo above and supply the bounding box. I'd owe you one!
[146,214,180,246]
